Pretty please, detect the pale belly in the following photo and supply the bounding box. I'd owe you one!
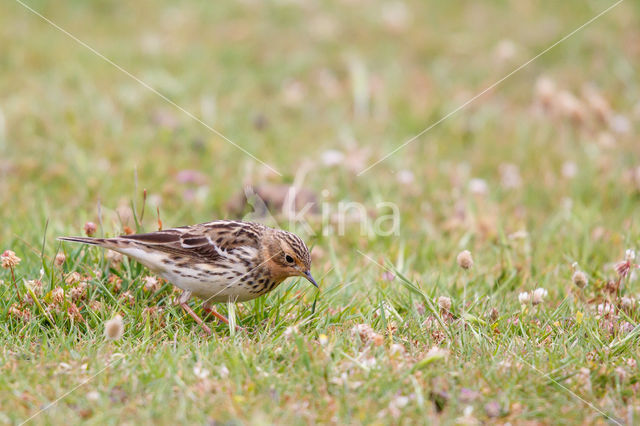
[158,266,263,303]
[115,246,269,303]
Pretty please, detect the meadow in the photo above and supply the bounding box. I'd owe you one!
[1,0,639,424]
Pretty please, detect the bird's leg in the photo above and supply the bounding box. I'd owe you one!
[177,290,212,336]
[202,302,245,331]
[201,303,229,324]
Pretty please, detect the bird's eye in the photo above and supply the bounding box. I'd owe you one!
[285,254,294,263]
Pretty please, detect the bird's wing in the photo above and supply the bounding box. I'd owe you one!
[117,221,264,262]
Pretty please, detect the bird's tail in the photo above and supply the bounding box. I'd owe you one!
[57,236,116,248]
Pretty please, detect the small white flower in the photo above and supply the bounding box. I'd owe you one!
[425,346,448,359]
[518,292,530,304]
[468,178,488,195]
[499,163,522,189]
[625,249,636,261]
[597,302,614,317]
[494,39,517,62]
[321,150,344,166]
[609,114,631,134]
[621,296,635,311]
[193,363,210,379]
[532,288,548,305]
[58,362,72,371]
[534,76,556,107]
[390,343,405,355]
[318,334,329,346]
[463,405,474,417]
[508,230,529,240]
[561,161,577,179]
[392,395,410,408]
[86,391,100,401]
[396,169,415,185]
[362,357,377,368]
[283,326,298,337]
[381,1,410,31]
[218,364,230,378]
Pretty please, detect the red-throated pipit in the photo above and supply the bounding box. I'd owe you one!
[59,220,317,334]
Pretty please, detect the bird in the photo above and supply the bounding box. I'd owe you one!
[59,220,317,334]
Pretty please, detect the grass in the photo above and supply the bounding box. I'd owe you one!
[1,0,640,424]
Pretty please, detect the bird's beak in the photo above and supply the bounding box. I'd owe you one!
[303,270,318,288]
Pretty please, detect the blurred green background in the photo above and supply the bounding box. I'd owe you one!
[1,0,640,423]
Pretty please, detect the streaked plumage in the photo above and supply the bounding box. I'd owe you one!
[59,220,316,333]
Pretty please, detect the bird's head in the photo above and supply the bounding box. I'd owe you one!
[263,229,317,288]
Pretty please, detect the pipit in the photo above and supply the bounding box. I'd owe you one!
[59,220,317,334]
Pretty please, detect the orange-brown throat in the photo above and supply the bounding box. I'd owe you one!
[260,229,312,282]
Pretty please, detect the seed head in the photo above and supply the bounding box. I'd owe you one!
[499,163,522,189]
[605,279,620,295]
[68,302,85,322]
[54,252,66,267]
[8,304,23,319]
[488,307,499,322]
[1,250,21,269]
[532,288,548,305]
[518,292,530,304]
[456,250,474,270]
[352,323,378,344]
[104,314,124,340]
[534,76,556,108]
[108,275,122,292]
[582,84,611,121]
[621,296,635,311]
[620,322,634,334]
[371,333,384,346]
[572,271,588,289]
[51,286,65,305]
[615,260,631,279]
[119,290,135,306]
[84,222,97,237]
[438,296,452,312]
[65,272,82,285]
[143,276,160,292]
[24,279,43,296]
[69,282,88,302]
[555,90,586,123]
